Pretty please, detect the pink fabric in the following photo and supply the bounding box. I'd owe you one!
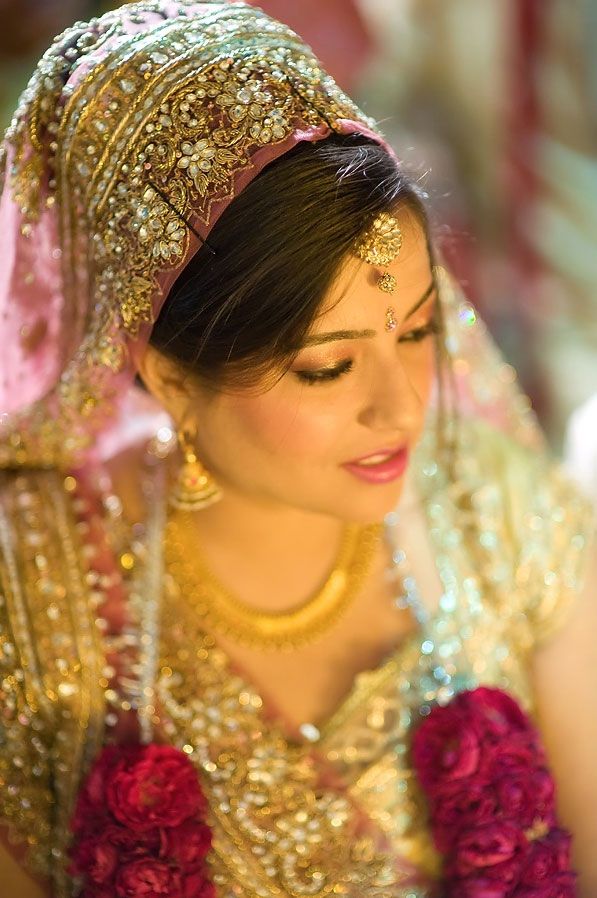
[0,147,66,413]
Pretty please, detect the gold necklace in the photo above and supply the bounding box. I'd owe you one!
[165,513,383,650]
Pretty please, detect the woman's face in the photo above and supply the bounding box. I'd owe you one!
[181,209,437,523]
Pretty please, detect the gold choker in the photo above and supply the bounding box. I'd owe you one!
[165,515,382,650]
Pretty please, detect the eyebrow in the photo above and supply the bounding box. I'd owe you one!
[301,281,436,347]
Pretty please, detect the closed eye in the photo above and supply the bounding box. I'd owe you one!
[294,319,442,385]
[399,320,442,343]
[294,359,354,385]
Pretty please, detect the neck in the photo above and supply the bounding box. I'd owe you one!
[168,480,350,613]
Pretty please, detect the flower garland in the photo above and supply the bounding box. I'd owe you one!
[412,687,577,898]
[69,689,576,897]
[68,744,214,898]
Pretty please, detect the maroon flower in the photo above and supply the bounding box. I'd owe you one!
[160,821,212,869]
[69,743,214,898]
[488,734,545,780]
[412,688,577,898]
[182,870,217,898]
[70,836,119,885]
[512,872,576,898]
[412,705,484,793]
[547,830,573,871]
[71,746,121,833]
[107,745,206,831]
[550,873,577,898]
[446,876,511,898]
[448,821,526,880]
[431,782,497,853]
[115,858,179,897]
[518,831,572,887]
[458,688,534,740]
[83,889,115,898]
[494,769,556,830]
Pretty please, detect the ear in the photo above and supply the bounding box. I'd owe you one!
[136,344,195,424]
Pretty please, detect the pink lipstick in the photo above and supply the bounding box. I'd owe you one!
[341,446,410,484]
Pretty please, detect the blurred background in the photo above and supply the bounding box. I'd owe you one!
[1,0,595,450]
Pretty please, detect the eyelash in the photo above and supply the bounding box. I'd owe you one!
[295,321,442,385]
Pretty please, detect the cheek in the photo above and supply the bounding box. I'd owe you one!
[225,389,345,461]
[407,341,436,404]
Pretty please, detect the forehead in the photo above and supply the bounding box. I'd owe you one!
[319,208,432,323]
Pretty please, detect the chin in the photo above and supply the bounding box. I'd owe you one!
[327,481,407,525]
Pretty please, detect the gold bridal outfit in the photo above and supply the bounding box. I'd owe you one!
[0,3,593,897]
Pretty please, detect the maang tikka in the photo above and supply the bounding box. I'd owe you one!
[354,212,403,331]
[169,429,222,511]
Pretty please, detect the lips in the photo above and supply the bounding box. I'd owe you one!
[346,445,407,466]
[341,445,410,484]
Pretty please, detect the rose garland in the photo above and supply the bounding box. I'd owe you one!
[69,689,576,897]
[412,687,577,898]
[68,744,215,898]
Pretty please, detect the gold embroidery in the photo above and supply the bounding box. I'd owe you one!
[157,584,404,897]
[0,470,106,895]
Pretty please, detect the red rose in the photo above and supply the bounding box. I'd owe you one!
[182,870,217,898]
[412,705,483,794]
[115,858,180,897]
[105,821,161,854]
[513,872,576,898]
[494,769,555,829]
[460,688,534,739]
[412,689,576,898]
[72,747,122,824]
[69,744,214,898]
[488,734,544,779]
[449,821,526,879]
[432,782,497,853]
[518,830,572,888]
[547,830,573,871]
[550,873,577,898]
[84,888,115,898]
[446,876,510,898]
[71,836,119,885]
[107,745,206,831]
[161,821,212,869]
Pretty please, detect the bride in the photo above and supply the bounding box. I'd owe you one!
[0,2,595,897]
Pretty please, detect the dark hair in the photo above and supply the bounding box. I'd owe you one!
[149,133,434,390]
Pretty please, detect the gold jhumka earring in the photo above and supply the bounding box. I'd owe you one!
[169,429,222,511]
[354,211,403,332]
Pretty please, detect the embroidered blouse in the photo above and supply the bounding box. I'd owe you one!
[0,417,593,898]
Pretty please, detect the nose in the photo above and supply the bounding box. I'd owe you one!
[356,352,426,434]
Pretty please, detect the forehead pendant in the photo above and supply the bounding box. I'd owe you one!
[384,307,397,332]
[353,212,403,330]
